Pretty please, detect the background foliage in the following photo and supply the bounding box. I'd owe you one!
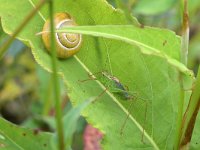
[0,0,200,150]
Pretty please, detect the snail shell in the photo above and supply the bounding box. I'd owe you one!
[42,13,82,58]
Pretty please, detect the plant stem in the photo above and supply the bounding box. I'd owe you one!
[0,0,47,60]
[174,0,189,149]
[179,67,200,149]
[176,1,200,148]
[180,0,189,66]
[48,0,65,150]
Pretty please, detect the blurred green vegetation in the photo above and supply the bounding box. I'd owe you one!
[0,0,200,149]
[0,23,86,149]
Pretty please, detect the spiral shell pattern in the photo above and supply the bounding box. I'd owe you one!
[42,13,82,58]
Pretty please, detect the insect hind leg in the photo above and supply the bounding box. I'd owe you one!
[120,97,136,136]
[120,95,148,144]
[92,87,108,103]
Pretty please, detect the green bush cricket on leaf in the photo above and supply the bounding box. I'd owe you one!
[78,70,148,142]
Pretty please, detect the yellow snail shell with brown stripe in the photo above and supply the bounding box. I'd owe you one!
[42,13,82,58]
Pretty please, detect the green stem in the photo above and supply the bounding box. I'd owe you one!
[179,67,200,149]
[0,0,47,59]
[174,0,189,149]
[48,0,65,150]
[180,0,189,66]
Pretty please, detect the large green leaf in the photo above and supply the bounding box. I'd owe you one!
[0,0,194,149]
[0,117,52,150]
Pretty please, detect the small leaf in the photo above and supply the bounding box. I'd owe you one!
[63,99,93,147]
[51,99,93,149]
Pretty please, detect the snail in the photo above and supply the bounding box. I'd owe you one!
[42,13,82,58]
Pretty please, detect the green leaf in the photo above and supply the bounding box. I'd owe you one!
[0,117,53,150]
[0,0,194,149]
